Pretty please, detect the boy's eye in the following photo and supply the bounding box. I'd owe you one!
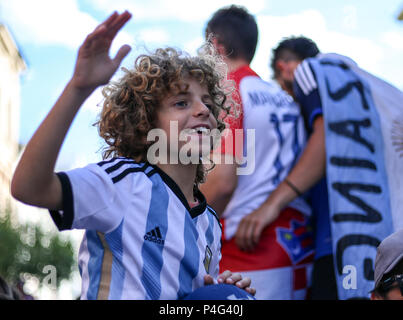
[174,100,188,107]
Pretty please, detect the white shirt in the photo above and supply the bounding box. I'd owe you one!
[222,72,311,240]
[50,157,222,300]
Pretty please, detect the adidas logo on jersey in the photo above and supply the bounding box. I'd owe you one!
[144,226,165,245]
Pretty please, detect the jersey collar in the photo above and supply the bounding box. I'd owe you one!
[149,164,207,219]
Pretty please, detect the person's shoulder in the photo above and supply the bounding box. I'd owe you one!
[241,77,296,107]
[317,52,357,67]
[294,60,319,96]
[96,156,144,169]
[239,74,264,89]
[230,65,259,86]
[238,68,276,93]
[94,157,151,184]
[206,205,221,228]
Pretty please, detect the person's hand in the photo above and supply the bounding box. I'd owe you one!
[71,11,132,92]
[204,270,256,296]
[235,202,281,252]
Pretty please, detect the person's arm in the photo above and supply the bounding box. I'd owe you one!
[11,11,132,210]
[200,160,238,217]
[235,115,326,251]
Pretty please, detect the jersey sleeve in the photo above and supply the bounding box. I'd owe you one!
[293,60,323,133]
[49,163,122,233]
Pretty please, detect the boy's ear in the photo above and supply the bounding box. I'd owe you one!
[211,38,227,57]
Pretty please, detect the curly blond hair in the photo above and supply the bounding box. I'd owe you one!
[95,45,234,186]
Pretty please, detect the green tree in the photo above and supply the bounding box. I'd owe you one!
[0,210,76,294]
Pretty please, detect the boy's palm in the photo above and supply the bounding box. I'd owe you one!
[72,11,132,90]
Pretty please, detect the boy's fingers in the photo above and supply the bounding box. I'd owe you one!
[113,44,132,65]
[246,287,256,296]
[90,11,119,40]
[204,275,214,286]
[226,273,242,284]
[235,277,251,288]
[83,11,130,49]
[82,25,108,50]
[102,11,119,27]
[217,270,232,283]
[107,11,132,40]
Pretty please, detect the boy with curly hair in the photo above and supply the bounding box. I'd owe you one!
[11,11,254,300]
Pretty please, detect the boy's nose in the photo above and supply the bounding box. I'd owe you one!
[194,100,210,117]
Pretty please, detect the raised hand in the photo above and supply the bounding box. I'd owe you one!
[71,11,132,91]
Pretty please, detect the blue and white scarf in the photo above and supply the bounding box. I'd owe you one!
[308,53,403,299]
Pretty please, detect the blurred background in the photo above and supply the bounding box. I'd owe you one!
[1,0,403,299]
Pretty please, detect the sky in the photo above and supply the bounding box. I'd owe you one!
[2,0,403,171]
[1,0,403,299]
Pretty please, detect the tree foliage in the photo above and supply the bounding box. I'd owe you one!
[0,211,75,290]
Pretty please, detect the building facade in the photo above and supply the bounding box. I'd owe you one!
[0,24,26,216]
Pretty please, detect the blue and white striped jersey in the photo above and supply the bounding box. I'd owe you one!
[49,158,222,300]
[293,60,323,133]
[294,59,318,97]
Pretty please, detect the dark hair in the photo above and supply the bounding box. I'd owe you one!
[270,36,320,78]
[205,5,258,63]
[373,258,403,298]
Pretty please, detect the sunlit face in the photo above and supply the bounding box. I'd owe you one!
[155,77,218,163]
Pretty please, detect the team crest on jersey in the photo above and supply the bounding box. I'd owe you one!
[276,219,314,264]
[203,245,212,273]
[144,226,165,245]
